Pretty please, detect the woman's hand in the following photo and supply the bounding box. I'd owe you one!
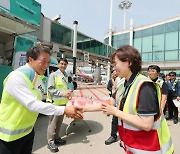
[101,102,118,116]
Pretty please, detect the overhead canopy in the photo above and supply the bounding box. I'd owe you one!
[0,0,41,35]
[0,11,39,35]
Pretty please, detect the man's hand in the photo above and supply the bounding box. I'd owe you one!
[63,90,72,99]
[64,105,84,120]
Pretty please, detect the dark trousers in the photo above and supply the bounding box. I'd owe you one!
[110,116,118,139]
[0,129,35,154]
[167,96,178,119]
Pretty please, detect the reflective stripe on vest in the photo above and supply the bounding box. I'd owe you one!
[0,126,33,135]
[156,78,164,88]
[126,138,173,154]
[52,88,68,101]
[126,145,161,154]
[118,74,174,153]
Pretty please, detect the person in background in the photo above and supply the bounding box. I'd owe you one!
[101,45,174,153]
[160,73,165,81]
[166,71,180,124]
[147,65,168,115]
[0,46,83,154]
[165,74,170,83]
[107,70,117,97]
[105,70,125,145]
[46,58,74,153]
[105,70,118,145]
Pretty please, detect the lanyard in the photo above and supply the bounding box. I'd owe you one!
[119,74,138,110]
[115,86,124,106]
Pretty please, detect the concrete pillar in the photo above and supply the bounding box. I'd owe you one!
[129,18,134,46]
[107,61,111,82]
[73,20,78,75]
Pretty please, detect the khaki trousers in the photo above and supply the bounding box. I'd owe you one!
[47,114,64,144]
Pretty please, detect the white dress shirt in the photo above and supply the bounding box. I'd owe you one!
[5,71,65,115]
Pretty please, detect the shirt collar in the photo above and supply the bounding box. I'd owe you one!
[152,77,158,82]
[124,73,138,87]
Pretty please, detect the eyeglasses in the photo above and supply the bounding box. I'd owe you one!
[170,74,175,77]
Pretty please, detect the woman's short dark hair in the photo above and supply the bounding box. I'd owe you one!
[110,45,142,74]
[26,45,51,62]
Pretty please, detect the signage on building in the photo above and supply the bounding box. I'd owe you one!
[13,34,37,70]
[0,0,41,26]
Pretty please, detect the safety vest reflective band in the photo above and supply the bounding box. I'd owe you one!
[46,70,68,106]
[0,126,33,135]
[0,66,42,142]
[126,137,173,154]
[156,78,164,88]
[118,74,174,154]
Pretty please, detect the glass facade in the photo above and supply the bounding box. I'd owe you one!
[51,22,114,57]
[106,20,180,63]
[135,20,180,62]
[103,18,180,76]
[112,33,130,49]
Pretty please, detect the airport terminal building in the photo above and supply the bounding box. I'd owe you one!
[104,15,180,76]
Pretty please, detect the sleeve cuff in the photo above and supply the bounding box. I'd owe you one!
[56,106,65,115]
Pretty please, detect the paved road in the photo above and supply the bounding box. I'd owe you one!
[33,83,180,154]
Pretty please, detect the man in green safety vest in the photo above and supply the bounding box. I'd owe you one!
[46,58,74,153]
[0,46,83,154]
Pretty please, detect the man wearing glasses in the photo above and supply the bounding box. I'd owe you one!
[166,71,180,124]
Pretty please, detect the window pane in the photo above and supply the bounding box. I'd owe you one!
[124,39,129,45]
[165,50,178,61]
[176,70,180,77]
[153,51,164,61]
[153,34,164,51]
[165,32,178,50]
[153,25,165,35]
[118,35,124,41]
[112,41,119,49]
[179,32,180,50]
[77,34,83,49]
[165,21,179,33]
[124,33,130,39]
[142,36,152,52]
[142,28,152,37]
[134,30,142,38]
[133,38,141,52]
[118,41,125,48]
[142,52,152,62]
[104,38,109,44]
[112,35,118,42]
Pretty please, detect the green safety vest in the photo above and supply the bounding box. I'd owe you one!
[0,65,45,142]
[46,70,68,106]
[156,78,164,88]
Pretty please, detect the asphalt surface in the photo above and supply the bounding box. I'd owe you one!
[32,83,180,154]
